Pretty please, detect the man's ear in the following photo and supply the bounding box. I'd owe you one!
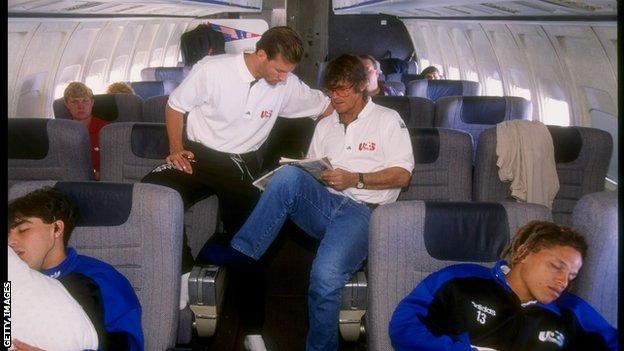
[256,49,267,61]
[53,220,65,239]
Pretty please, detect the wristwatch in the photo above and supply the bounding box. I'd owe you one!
[356,173,365,189]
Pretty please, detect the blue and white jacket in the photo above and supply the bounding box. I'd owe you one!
[43,248,144,351]
[389,261,618,351]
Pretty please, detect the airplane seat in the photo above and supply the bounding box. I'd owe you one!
[130,81,165,100]
[98,122,221,343]
[142,95,169,123]
[434,95,532,157]
[371,96,434,127]
[163,80,180,95]
[384,72,402,82]
[141,67,157,81]
[382,81,405,95]
[155,67,187,83]
[400,73,423,85]
[339,127,472,342]
[407,79,480,102]
[406,60,419,74]
[8,181,184,350]
[473,126,612,225]
[53,93,143,122]
[571,190,618,328]
[400,128,473,201]
[8,118,93,187]
[367,200,552,350]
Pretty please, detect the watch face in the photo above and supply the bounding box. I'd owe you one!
[356,181,364,189]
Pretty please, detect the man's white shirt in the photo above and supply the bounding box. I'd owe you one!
[308,98,414,205]
[168,53,330,154]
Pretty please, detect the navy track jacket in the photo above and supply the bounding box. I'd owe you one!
[389,261,617,351]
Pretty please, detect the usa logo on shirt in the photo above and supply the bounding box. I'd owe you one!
[358,141,376,151]
[260,110,273,119]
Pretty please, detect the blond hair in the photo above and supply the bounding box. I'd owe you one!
[106,82,135,95]
[64,82,94,101]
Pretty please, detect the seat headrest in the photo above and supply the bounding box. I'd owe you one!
[401,73,423,84]
[155,67,186,82]
[547,126,582,163]
[130,81,164,100]
[130,123,169,159]
[54,182,134,226]
[424,202,509,261]
[408,128,440,164]
[460,96,507,125]
[427,80,463,102]
[8,118,50,159]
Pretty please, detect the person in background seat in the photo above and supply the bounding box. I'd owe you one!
[63,82,108,180]
[360,54,403,96]
[8,187,144,351]
[106,82,135,95]
[420,65,440,80]
[389,220,618,351]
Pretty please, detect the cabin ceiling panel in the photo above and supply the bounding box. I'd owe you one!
[8,0,262,17]
[332,0,616,18]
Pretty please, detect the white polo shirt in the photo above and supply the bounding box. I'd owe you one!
[308,98,414,205]
[168,53,330,154]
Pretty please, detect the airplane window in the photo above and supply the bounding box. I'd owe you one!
[485,77,504,96]
[130,52,148,81]
[420,58,430,70]
[511,86,531,101]
[465,70,478,83]
[109,55,129,83]
[85,59,107,94]
[542,97,570,126]
[447,66,460,80]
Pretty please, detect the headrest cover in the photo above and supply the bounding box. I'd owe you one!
[547,126,582,163]
[131,124,169,159]
[424,202,509,262]
[460,97,507,125]
[155,67,185,82]
[92,94,119,122]
[409,128,439,164]
[372,96,411,123]
[427,80,463,102]
[401,74,423,84]
[130,82,165,100]
[54,182,133,226]
[8,119,50,159]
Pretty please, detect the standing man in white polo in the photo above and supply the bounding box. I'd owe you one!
[141,26,332,341]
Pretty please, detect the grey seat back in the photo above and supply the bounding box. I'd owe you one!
[383,81,405,95]
[9,181,184,350]
[407,79,480,101]
[473,126,612,225]
[571,191,618,328]
[54,94,143,122]
[142,95,169,123]
[99,122,219,257]
[367,200,552,351]
[399,128,472,201]
[8,118,93,187]
[435,96,531,154]
[371,96,434,128]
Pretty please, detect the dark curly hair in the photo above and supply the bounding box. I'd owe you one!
[322,54,368,97]
[501,220,588,267]
[8,187,79,247]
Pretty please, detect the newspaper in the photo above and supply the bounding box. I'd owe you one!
[252,157,333,191]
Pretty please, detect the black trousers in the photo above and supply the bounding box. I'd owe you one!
[141,140,266,333]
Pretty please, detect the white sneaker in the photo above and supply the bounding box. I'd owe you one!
[244,334,268,351]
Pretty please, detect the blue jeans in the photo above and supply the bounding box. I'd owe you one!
[231,165,371,351]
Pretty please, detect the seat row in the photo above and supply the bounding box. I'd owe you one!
[8,180,617,350]
[8,118,612,227]
[52,92,532,156]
